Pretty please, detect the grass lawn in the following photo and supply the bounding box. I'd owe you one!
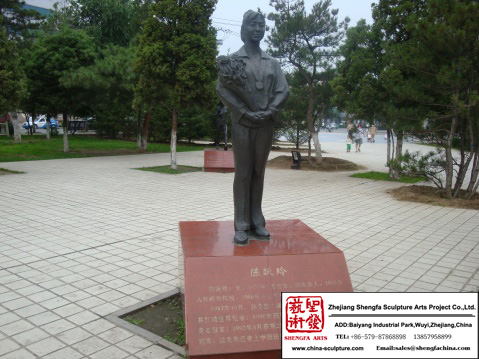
[0,135,203,162]
[135,165,202,175]
[351,171,425,183]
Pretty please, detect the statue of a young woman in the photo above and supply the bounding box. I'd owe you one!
[217,10,289,246]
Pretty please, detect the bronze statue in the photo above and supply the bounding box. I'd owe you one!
[216,10,289,246]
[215,102,228,151]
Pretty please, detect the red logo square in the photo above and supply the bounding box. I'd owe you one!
[285,296,324,333]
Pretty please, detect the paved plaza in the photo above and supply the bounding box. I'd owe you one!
[1,140,478,358]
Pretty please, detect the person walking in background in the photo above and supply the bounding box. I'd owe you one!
[369,124,377,142]
[353,125,364,152]
[347,120,354,141]
[346,135,352,152]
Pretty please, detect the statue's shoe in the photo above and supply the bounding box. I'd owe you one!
[254,227,270,238]
[234,231,249,246]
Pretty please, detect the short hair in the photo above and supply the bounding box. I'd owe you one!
[240,10,265,42]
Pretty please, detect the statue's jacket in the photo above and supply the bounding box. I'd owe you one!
[216,46,289,127]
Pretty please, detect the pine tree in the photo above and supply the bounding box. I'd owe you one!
[135,0,217,168]
[267,0,349,163]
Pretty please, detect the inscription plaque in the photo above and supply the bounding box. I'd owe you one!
[179,220,353,358]
[203,148,235,173]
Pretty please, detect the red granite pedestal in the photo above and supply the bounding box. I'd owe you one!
[179,219,353,359]
[203,149,235,172]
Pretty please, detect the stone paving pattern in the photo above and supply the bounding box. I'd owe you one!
[1,141,478,358]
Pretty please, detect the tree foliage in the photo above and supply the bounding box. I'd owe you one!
[0,22,25,114]
[333,2,429,179]
[332,20,384,122]
[267,0,349,163]
[42,0,137,47]
[24,27,96,115]
[70,0,134,46]
[0,0,44,42]
[380,0,479,198]
[23,27,96,150]
[277,71,311,148]
[62,44,137,138]
[135,0,218,168]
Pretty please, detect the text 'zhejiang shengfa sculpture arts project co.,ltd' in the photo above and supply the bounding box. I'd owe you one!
[216,10,289,246]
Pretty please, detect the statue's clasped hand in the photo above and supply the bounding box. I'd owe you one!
[242,110,273,128]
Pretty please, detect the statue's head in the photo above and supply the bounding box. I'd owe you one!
[240,10,266,44]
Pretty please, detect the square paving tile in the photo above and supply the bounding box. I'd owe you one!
[135,345,174,359]
[117,335,154,354]
[89,345,129,359]
[41,319,77,335]
[12,328,50,346]
[0,319,35,336]
[98,327,134,344]
[56,327,92,345]
[0,348,36,359]
[71,336,110,356]
[0,338,20,356]
[26,336,66,357]
[42,347,84,359]
[82,318,116,335]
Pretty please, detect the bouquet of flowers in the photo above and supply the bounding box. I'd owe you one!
[217,55,258,112]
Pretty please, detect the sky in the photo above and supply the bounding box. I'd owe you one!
[25,0,56,8]
[26,0,375,56]
[214,0,375,55]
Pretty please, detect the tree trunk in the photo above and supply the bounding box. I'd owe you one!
[307,135,312,161]
[63,115,69,152]
[140,109,151,151]
[311,132,321,163]
[453,128,470,198]
[137,105,142,149]
[9,112,21,143]
[4,113,10,137]
[390,130,404,179]
[296,125,299,149]
[468,178,479,199]
[445,117,458,199]
[464,150,479,199]
[386,127,391,165]
[396,131,403,163]
[32,113,37,134]
[29,113,36,136]
[46,118,51,140]
[306,86,321,164]
[171,108,178,170]
[465,120,479,199]
[387,128,400,178]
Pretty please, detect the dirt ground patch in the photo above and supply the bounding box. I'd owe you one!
[389,185,479,210]
[271,147,327,154]
[267,155,359,171]
[122,293,184,346]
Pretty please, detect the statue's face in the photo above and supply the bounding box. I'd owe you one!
[243,14,265,43]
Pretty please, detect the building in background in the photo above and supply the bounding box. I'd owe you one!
[23,0,53,17]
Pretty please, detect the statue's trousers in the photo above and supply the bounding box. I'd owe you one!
[231,121,273,231]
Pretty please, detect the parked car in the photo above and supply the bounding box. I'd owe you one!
[22,118,35,129]
[22,117,58,129]
[39,118,58,129]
